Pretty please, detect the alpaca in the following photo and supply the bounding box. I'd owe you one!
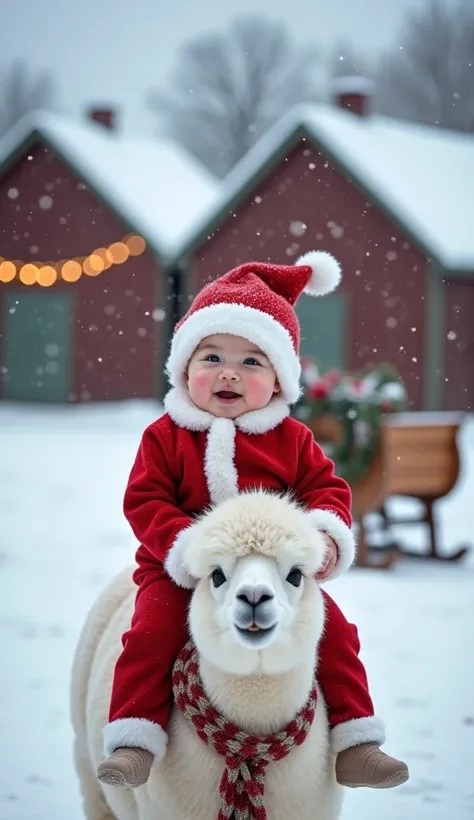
[71,490,344,820]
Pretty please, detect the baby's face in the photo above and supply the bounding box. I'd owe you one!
[186,334,280,418]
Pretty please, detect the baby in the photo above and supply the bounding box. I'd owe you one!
[97,252,409,790]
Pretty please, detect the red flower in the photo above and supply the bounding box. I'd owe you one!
[310,382,329,399]
[380,401,393,413]
[325,369,342,386]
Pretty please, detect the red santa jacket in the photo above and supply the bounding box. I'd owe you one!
[124,387,356,587]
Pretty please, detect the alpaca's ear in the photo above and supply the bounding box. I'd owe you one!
[165,525,199,589]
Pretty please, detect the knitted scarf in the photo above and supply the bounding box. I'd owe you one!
[172,639,318,820]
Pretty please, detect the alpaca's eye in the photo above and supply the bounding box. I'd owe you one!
[211,568,227,588]
[286,568,303,587]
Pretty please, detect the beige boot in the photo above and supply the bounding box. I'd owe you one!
[336,742,409,789]
[97,747,154,788]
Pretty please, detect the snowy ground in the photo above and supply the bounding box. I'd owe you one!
[1,401,474,820]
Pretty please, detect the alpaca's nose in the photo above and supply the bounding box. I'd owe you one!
[236,584,274,607]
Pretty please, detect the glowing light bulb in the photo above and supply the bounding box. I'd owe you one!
[61,260,82,282]
[19,263,38,285]
[37,265,57,287]
[107,242,129,264]
[126,235,146,256]
[83,257,101,276]
[92,247,111,270]
[0,261,16,282]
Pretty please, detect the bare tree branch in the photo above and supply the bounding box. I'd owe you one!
[374,0,474,132]
[0,62,57,137]
[147,15,320,177]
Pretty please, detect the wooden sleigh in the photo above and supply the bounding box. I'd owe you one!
[310,412,469,570]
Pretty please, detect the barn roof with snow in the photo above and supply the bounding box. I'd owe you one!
[0,111,218,260]
[176,103,474,273]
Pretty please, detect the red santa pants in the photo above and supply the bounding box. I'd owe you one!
[109,554,375,736]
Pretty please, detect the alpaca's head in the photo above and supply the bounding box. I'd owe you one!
[180,491,327,676]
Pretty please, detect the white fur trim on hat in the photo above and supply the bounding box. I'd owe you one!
[296,251,341,296]
[166,302,302,405]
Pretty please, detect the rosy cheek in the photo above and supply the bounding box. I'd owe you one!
[245,373,263,389]
[245,372,273,397]
[193,371,211,386]
[188,369,214,394]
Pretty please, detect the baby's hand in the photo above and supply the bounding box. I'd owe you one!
[315,533,338,580]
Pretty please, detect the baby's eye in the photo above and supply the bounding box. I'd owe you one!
[243,357,261,366]
[204,354,221,363]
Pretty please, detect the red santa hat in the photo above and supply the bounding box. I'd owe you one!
[166,250,341,404]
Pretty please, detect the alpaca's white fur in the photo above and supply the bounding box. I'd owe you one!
[71,491,344,820]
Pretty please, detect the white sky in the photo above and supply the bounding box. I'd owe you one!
[2,0,460,134]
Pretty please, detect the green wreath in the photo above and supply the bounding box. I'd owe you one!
[293,362,406,486]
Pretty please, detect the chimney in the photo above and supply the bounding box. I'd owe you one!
[332,76,374,117]
[88,107,115,129]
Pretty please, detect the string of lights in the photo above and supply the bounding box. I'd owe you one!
[0,233,147,287]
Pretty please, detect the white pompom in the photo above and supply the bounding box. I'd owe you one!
[295,251,342,296]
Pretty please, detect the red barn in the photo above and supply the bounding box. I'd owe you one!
[175,86,474,411]
[0,109,217,402]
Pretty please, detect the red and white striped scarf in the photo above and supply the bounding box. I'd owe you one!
[173,640,318,820]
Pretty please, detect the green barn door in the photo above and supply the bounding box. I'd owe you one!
[2,291,73,402]
[296,292,349,372]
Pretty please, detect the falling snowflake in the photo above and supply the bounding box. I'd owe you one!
[152,308,166,322]
[326,220,344,240]
[447,331,457,341]
[289,221,307,237]
[45,343,59,358]
[39,195,53,210]
[386,317,398,329]
[8,188,19,200]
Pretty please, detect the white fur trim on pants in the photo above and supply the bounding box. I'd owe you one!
[305,508,356,580]
[103,718,168,759]
[165,526,198,589]
[330,716,386,754]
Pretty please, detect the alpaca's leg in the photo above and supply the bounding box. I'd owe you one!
[74,736,118,820]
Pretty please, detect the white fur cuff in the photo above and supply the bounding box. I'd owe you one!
[103,718,168,758]
[165,527,198,589]
[306,508,356,579]
[330,716,386,754]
